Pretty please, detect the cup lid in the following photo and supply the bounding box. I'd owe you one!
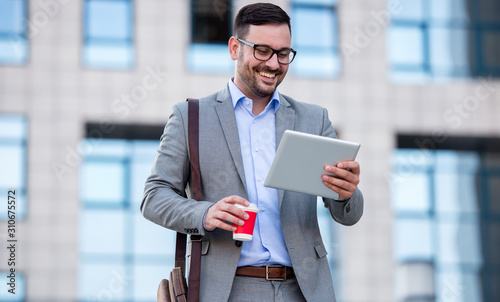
[235,203,258,212]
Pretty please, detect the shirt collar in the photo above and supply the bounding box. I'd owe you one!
[228,78,280,114]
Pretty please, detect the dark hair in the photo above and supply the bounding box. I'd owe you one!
[233,2,291,39]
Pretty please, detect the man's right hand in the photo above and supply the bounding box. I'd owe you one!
[204,195,250,231]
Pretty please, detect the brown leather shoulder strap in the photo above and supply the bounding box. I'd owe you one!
[187,98,201,201]
[187,98,202,302]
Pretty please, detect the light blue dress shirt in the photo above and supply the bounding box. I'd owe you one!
[228,79,292,267]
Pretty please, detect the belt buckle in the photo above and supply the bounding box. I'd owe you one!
[265,265,286,281]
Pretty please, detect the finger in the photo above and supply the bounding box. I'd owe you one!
[322,178,354,200]
[205,208,244,231]
[223,195,250,207]
[322,174,356,194]
[324,166,359,185]
[205,196,251,231]
[207,217,238,232]
[336,161,360,175]
[220,196,250,220]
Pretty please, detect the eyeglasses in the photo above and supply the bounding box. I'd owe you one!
[237,38,296,65]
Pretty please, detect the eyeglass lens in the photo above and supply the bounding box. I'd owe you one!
[254,45,294,64]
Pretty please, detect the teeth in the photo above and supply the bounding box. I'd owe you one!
[259,72,276,78]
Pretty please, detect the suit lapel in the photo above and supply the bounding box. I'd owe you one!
[214,87,247,190]
[275,95,295,208]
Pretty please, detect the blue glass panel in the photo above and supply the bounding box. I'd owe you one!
[188,44,234,73]
[391,172,431,213]
[0,272,25,301]
[391,0,425,22]
[392,149,434,170]
[0,145,24,188]
[0,0,25,33]
[435,271,483,302]
[0,37,28,65]
[130,161,153,205]
[83,139,129,158]
[437,219,482,265]
[86,0,132,40]
[80,209,127,255]
[429,0,469,23]
[0,141,26,190]
[291,49,340,78]
[130,141,158,205]
[0,115,27,139]
[435,173,479,214]
[133,212,175,256]
[133,264,172,301]
[388,26,425,66]
[292,7,336,49]
[131,140,159,159]
[81,161,126,204]
[429,27,470,77]
[317,197,337,256]
[78,263,127,301]
[434,152,480,214]
[83,41,134,70]
[394,218,433,261]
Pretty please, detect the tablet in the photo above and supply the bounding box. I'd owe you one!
[264,130,360,199]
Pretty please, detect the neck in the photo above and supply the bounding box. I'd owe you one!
[232,80,274,115]
[251,98,271,116]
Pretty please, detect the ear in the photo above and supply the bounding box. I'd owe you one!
[228,36,239,61]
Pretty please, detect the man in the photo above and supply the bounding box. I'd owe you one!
[141,3,363,301]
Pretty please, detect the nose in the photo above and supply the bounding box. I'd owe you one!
[265,53,280,69]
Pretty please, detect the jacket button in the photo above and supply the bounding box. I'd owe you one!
[235,240,242,247]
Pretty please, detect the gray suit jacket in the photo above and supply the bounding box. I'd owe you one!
[141,86,363,301]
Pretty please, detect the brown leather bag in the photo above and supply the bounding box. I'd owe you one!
[157,98,202,302]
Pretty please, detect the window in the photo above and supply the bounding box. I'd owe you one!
[0,0,28,65]
[78,124,175,302]
[388,0,500,82]
[0,114,27,221]
[291,0,340,78]
[391,137,500,301]
[0,272,26,301]
[188,0,234,73]
[83,0,134,69]
[317,197,343,299]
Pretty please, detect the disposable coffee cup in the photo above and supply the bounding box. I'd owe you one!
[233,203,259,241]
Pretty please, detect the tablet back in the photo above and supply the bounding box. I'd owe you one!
[264,130,360,199]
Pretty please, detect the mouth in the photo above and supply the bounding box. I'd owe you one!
[259,71,277,81]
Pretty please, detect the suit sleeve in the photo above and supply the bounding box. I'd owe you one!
[320,108,364,226]
[140,103,213,236]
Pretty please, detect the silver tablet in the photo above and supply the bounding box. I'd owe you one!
[264,130,360,199]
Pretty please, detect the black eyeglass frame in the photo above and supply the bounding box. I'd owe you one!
[237,38,297,65]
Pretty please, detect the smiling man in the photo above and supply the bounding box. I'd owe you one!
[141,3,363,301]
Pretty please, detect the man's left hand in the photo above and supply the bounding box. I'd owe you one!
[322,160,360,200]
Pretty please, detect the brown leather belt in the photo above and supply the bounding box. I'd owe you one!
[235,266,295,281]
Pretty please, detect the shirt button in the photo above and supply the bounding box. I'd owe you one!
[265,241,269,245]
[255,147,259,152]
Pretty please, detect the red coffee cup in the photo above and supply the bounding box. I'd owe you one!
[233,203,259,241]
